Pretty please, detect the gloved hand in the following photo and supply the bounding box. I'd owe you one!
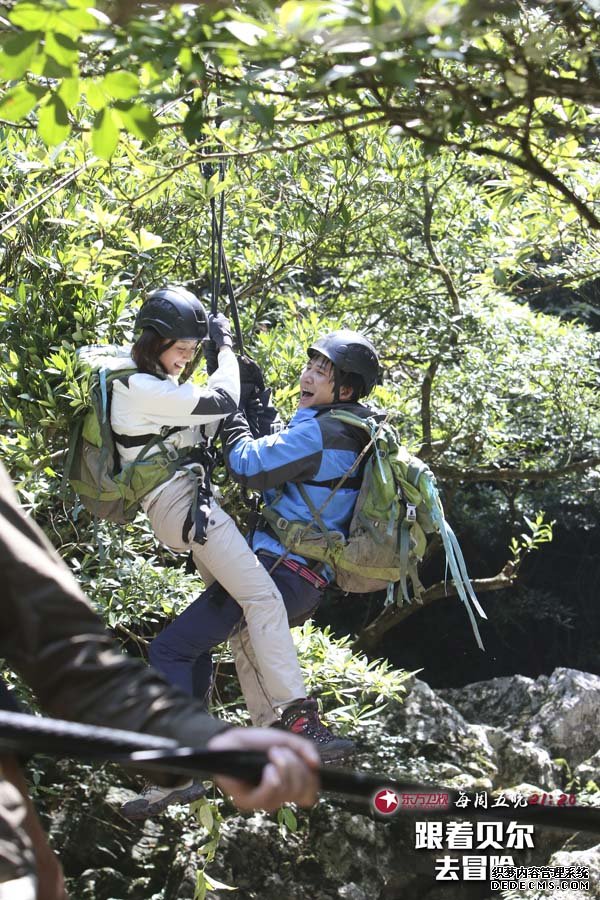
[203,339,219,375]
[208,312,233,349]
[244,396,262,437]
[237,355,265,412]
[240,380,259,409]
[237,355,265,392]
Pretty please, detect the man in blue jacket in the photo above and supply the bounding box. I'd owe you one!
[148,330,381,764]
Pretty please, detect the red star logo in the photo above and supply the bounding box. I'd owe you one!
[373,788,400,815]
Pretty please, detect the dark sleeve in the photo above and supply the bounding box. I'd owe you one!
[0,464,228,748]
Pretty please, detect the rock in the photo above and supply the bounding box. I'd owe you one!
[34,668,600,900]
[574,750,600,787]
[441,674,546,732]
[525,670,600,765]
[513,842,600,899]
[337,883,370,900]
[483,726,561,790]
[442,668,600,766]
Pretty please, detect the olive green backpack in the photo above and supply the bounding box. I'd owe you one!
[262,410,487,649]
[63,347,187,524]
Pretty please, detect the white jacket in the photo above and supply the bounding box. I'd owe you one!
[111,347,240,504]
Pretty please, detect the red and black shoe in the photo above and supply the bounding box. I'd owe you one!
[278,698,355,762]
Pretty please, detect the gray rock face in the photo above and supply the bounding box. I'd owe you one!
[442,668,600,765]
[37,667,600,900]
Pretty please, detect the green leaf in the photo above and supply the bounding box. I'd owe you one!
[38,94,71,146]
[0,31,40,80]
[116,103,158,141]
[137,228,163,251]
[102,71,140,101]
[282,806,298,832]
[0,83,47,123]
[9,2,51,30]
[194,872,207,900]
[250,102,275,131]
[183,99,204,144]
[83,79,108,111]
[37,53,72,79]
[198,802,213,832]
[55,7,98,32]
[279,0,325,33]
[45,31,78,67]
[202,872,237,891]
[91,107,119,160]
[57,77,80,110]
[222,20,267,45]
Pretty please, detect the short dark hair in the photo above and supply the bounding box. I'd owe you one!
[131,328,173,375]
[336,369,365,402]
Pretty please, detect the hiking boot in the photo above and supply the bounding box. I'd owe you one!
[278,698,355,762]
[119,779,206,820]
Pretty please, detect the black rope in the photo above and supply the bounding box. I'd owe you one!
[201,94,244,353]
[1,711,599,833]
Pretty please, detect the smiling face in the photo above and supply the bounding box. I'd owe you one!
[158,339,198,377]
[299,352,352,408]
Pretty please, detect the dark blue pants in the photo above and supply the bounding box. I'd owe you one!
[149,553,322,702]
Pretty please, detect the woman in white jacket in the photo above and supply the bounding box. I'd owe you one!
[111,285,308,818]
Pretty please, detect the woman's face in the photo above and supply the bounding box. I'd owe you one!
[159,339,198,376]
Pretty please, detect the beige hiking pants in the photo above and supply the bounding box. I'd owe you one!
[145,472,305,716]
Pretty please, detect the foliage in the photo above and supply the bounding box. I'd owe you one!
[0,0,599,668]
[190,797,238,900]
[2,1,600,232]
[292,621,411,730]
[509,511,554,572]
[1,4,599,895]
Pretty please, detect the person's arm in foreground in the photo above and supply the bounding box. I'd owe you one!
[0,463,319,810]
[0,755,68,900]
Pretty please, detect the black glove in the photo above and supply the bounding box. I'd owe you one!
[237,355,265,392]
[203,339,219,376]
[240,380,259,409]
[208,312,233,349]
[244,396,262,437]
[254,387,283,436]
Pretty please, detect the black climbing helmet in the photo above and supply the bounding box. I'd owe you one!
[308,330,380,396]
[135,286,209,341]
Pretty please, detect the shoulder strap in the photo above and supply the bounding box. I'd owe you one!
[297,484,339,550]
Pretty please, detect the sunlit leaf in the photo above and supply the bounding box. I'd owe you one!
[102,70,139,101]
[45,30,78,67]
[9,2,52,30]
[0,83,47,122]
[92,106,119,160]
[0,31,40,80]
[38,93,71,145]
[222,20,267,45]
[116,103,158,141]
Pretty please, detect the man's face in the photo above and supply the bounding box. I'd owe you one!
[298,353,336,408]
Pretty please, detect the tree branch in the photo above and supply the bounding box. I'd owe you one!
[353,562,517,653]
[434,456,600,483]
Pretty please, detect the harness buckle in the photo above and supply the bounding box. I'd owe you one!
[276,516,289,531]
[406,504,417,522]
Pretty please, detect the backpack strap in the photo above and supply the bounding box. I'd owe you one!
[113,425,184,449]
[301,474,363,490]
[297,484,338,551]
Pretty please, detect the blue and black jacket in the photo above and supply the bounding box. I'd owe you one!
[222,403,376,574]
